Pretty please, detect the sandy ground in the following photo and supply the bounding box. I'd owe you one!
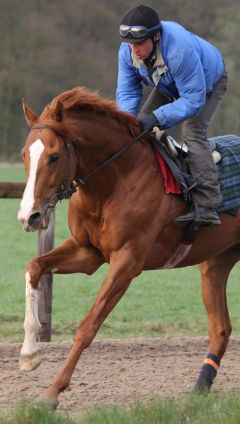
[0,337,240,416]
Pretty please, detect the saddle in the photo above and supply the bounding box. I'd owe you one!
[149,128,221,204]
[149,130,196,204]
[150,130,240,222]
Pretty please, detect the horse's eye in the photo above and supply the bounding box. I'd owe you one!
[48,154,59,164]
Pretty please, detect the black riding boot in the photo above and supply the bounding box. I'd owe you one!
[175,205,221,227]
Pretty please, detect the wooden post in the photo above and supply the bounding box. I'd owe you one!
[37,211,55,342]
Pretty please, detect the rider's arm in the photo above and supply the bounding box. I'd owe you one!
[153,43,206,129]
[116,43,143,116]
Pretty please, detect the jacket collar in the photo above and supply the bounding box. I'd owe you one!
[131,44,168,74]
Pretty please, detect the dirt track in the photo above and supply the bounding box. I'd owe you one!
[1,337,240,416]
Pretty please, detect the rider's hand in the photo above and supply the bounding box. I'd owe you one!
[140,113,159,132]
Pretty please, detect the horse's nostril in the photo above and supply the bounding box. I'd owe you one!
[28,212,41,226]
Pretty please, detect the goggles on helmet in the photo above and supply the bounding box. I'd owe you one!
[119,23,161,39]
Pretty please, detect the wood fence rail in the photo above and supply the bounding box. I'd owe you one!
[0,182,54,342]
[0,182,25,198]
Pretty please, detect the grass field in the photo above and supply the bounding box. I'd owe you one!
[0,167,240,342]
[2,394,240,424]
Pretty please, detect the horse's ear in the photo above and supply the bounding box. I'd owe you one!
[54,101,64,122]
[22,99,38,127]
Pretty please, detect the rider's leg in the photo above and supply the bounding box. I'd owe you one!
[175,71,228,227]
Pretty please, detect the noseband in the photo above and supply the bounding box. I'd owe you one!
[31,124,150,204]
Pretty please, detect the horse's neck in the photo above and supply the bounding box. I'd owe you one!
[73,117,136,180]
[71,114,165,204]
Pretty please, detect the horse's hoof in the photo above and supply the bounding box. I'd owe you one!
[35,396,59,410]
[192,382,210,394]
[19,351,42,371]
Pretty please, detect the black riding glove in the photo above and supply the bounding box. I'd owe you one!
[140,113,159,132]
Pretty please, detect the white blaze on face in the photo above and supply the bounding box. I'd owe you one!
[18,139,44,222]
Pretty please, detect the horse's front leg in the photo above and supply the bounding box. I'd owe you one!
[19,271,42,371]
[38,247,143,407]
[19,237,104,372]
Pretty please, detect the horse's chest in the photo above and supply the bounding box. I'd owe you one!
[86,217,112,259]
[86,217,104,250]
[89,231,101,249]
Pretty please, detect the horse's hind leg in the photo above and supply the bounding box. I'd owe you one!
[194,246,240,392]
[19,237,104,374]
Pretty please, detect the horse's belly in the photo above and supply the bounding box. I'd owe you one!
[143,214,240,270]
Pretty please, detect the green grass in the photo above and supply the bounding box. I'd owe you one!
[81,394,240,424]
[0,166,240,341]
[2,394,240,424]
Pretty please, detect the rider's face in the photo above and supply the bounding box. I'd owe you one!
[129,38,154,60]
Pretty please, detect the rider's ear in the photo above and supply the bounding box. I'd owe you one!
[22,99,38,127]
[54,101,64,122]
[153,32,160,43]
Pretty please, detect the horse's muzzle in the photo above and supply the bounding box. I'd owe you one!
[18,210,45,232]
[18,201,54,232]
[28,212,41,228]
[23,211,42,232]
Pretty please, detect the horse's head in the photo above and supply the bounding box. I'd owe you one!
[18,87,142,231]
[18,100,76,232]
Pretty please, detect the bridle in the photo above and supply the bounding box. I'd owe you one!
[31,124,150,206]
[32,125,76,205]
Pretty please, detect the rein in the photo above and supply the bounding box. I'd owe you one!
[77,128,150,185]
[31,124,150,203]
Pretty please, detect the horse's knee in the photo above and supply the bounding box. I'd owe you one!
[25,257,41,289]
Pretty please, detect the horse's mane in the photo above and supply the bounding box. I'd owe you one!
[38,87,139,135]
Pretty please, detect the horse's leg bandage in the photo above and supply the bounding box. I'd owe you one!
[194,353,220,392]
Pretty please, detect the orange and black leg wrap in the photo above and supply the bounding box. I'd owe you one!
[193,353,220,392]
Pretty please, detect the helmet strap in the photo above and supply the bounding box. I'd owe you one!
[144,42,157,67]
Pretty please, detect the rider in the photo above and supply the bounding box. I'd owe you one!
[116,4,228,226]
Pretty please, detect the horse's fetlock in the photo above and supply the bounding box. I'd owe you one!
[53,379,70,393]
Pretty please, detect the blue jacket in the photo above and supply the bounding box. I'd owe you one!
[116,21,225,129]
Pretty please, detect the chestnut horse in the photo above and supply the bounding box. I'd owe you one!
[18,87,240,408]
